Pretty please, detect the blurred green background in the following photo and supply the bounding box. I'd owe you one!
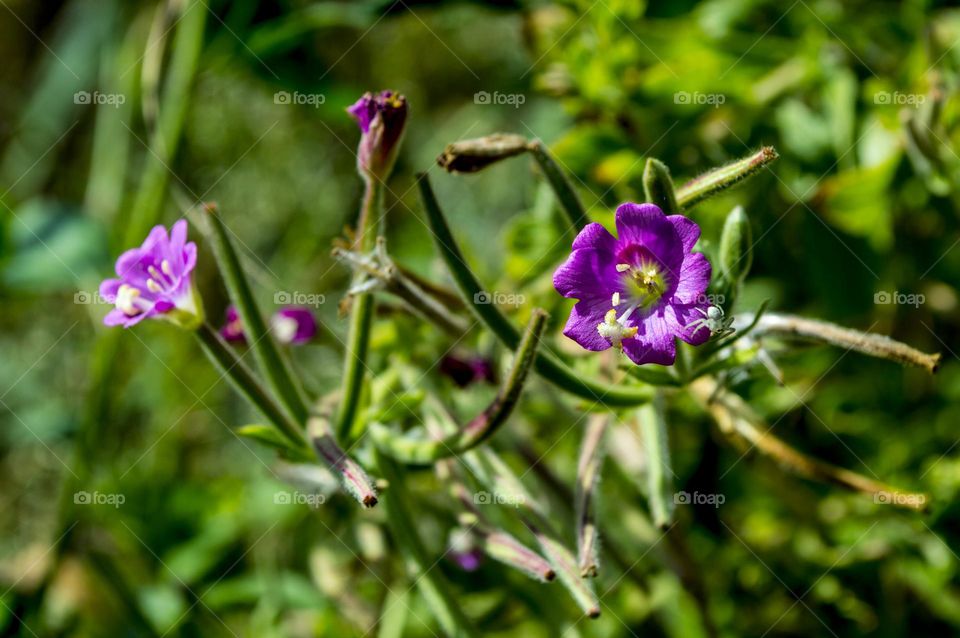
[3,0,960,636]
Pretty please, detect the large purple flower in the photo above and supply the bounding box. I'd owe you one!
[553,203,712,366]
[347,90,407,180]
[99,220,202,329]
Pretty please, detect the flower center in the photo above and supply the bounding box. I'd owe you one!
[116,284,145,317]
[617,261,667,308]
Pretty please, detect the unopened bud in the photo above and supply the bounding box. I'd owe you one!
[437,133,531,173]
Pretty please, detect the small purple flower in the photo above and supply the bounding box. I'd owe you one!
[553,203,712,366]
[99,220,202,329]
[347,90,407,180]
[219,305,317,345]
[270,307,317,345]
[220,305,245,342]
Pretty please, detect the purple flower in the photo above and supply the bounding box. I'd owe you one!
[270,307,317,345]
[99,220,202,329]
[553,203,712,365]
[347,90,407,180]
[219,305,317,345]
[220,305,245,342]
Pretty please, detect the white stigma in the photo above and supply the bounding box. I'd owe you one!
[116,284,143,317]
[596,308,638,350]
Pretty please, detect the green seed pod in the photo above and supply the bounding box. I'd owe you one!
[642,157,680,213]
[719,205,753,289]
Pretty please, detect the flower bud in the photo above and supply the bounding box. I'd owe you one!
[642,157,680,213]
[347,90,407,181]
[719,205,753,289]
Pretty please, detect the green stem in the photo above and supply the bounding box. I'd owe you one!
[529,140,588,230]
[195,324,307,452]
[204,204,310,425]
[638,392,674,530]
[676,146,778,211]
[418,173,653,407]
[575,415,607,578]
[371,310,547,464]
[124,0,207,245]
[336,178,383,440]
[308,411,379,508]
[374,449,480,638]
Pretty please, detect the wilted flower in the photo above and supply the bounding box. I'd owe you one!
[220,305,317,345]
[99,220,202,329]
[553,203,712,365]
[347,90,407,180]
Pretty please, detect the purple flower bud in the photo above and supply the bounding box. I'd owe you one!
[347,90,407,180]
[219,304,317,346]
[553,203,712,365]
[99,220,203,329]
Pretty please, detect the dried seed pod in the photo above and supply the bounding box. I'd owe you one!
[437,133,531,173]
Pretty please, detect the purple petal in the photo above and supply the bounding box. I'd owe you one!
[672,252,711,305]
[273,307,317,345]
[347,93,376,133]
[553,247,620,304]
[182,242,198,275]
[671,303,712,345]
[103,308,130,327]
[623,308,677,365]
[99,279,122,302]
[572,222,618,253]
[562,298,614,352]
[667,214,701,252]
[614,203,684,281]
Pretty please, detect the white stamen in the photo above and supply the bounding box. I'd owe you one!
[612,292,621,307]
[146,279,162,293]
[596,308,638,350]
[616,263,631,273]
[161,259,173,277]
[148,265,165,283]
[116,284,143,317]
